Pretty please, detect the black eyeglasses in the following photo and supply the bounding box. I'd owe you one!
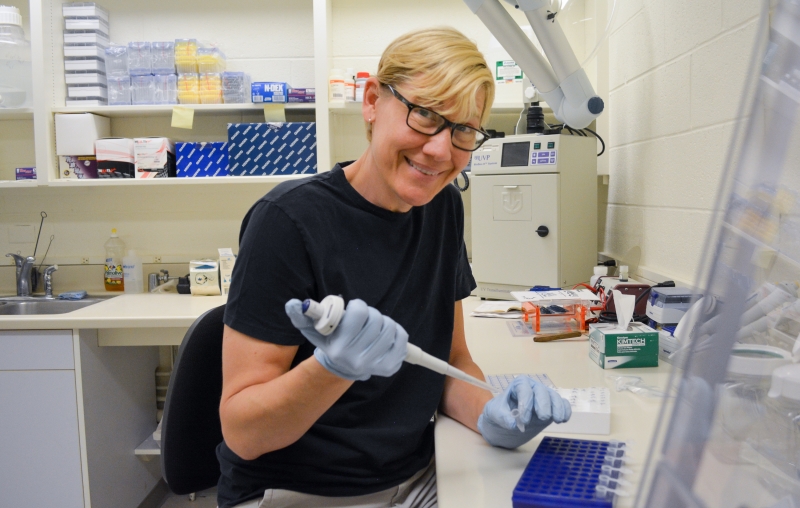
[385,85,490,152]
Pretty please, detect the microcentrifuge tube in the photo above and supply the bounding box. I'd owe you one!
[595,484,630,498]
[601,464,633,479]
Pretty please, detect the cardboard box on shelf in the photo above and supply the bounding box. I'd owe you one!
[251,82,287,103]
[176,142,229,177]
[134,137,175,178]
[59,156,99,179]
[55,113,110,155]
[15,167,36,180]
[96,138,135,178]
[227,122,316,176]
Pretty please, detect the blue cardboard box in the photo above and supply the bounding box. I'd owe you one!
[251,82,288,103]
[176,142,230,177]
[227,122,317,176]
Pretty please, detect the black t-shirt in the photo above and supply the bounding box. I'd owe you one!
[217,163,475,507]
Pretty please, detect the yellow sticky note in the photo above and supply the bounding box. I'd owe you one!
[263,104,286,123]
[171,106,195,129]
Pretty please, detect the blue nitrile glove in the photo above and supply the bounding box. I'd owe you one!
[478,376,572,449]
[285,298,409,381]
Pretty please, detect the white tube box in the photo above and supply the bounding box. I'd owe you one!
[55,112,110,155]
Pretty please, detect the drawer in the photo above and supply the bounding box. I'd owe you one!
[0,330,74,370]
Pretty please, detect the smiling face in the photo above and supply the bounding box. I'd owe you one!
[348,80,485,212]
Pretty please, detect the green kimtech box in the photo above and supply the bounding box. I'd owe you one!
[588,322,659,369]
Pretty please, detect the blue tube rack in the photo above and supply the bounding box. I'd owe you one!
[512,437,618,508]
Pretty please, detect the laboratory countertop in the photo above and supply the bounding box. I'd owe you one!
[435,296,674,508]
[0,293,228,330]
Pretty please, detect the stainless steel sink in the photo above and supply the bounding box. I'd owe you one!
[0,297,111,315]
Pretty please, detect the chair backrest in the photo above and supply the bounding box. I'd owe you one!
[161,304,226,495]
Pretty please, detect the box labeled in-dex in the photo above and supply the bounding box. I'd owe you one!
[251,82,287,103]
[227,122,317,176]
[176,142,230,177]
[59,156,99,179]
[134,137,175,178]
[588,322,658,369]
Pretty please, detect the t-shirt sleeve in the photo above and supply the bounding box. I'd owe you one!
[223,200,314,346]
[450,185,476,301]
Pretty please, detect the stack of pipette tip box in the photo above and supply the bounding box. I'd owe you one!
[512,437,632,508]
[63,2,110,106]
[104,41,178,106]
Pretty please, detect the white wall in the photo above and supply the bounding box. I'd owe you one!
[603,0,763,285]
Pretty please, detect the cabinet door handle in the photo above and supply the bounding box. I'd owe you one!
[503,185,519,189]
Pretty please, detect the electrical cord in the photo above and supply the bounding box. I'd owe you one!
[515,106,526,135]
[583,127,606,157]
[453,169,469,192]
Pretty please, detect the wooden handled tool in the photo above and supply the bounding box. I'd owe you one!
[533,331,583,342]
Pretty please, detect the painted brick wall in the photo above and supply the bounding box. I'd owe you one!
[603,0,763,285]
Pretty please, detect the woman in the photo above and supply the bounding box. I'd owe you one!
[218,26,570,508]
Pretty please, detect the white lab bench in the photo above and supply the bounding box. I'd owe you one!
[0,293,671,507]
[435,297,674,508]
[0,293,226,508]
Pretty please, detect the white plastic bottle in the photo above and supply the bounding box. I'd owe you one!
[344,67,355,102]
[590,266,607,288]
[355,71,369,102]
[122,250,144,293]
[619,265,629,282]
[104,228,126,292]
[0,6,32,108]
[328,68,345,103]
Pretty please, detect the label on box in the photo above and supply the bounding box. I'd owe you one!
[227,122,317,176]
[588,323,658,369]
[251,82,287,103]
[189,259,221,296]
[15,167,36,180]
[176,142,229,177]
[59,156,99,179]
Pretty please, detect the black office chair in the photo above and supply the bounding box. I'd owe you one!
[161,304,226,495]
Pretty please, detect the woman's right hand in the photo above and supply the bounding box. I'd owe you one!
[285,298,409,381]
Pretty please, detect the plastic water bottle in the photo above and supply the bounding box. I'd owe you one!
[122,250,144,293]
[0,6,32,108]
[104,229,126,292]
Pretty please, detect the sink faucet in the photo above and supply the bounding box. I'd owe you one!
[44,265,58,299]
[6,253,35,297]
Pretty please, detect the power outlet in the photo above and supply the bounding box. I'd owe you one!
[81,257,90,264]
[153,256,162,263]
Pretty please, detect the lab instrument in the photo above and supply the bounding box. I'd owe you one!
[470,133,597,299]
[463,0,605,129]
[645,287,702,326]
[302,296,499,393]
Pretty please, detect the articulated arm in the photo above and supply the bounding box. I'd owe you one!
[464,0,604,128]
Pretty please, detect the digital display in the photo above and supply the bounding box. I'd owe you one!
[501,142,531,167]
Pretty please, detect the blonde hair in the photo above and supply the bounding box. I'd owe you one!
[367,27,495,141]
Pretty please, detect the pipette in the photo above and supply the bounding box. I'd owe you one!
[302,296,500,394]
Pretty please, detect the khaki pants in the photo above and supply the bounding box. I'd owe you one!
[232,458,437,508]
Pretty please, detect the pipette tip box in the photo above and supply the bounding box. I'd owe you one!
[513,437,615,508]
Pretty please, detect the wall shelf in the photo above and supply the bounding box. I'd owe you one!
[46,174,308,187]
[51,103,316,118]
[0,180,38,188]
[0,108,34,120]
